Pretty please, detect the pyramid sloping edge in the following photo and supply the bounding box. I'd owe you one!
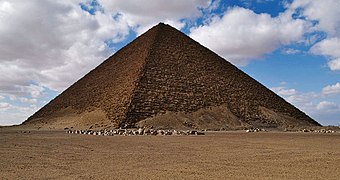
[23,23,321,130]
[23,24,162,129]
[123,23,320,128]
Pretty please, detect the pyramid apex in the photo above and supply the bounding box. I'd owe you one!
[155,22,171,28]
[148,22,176,36]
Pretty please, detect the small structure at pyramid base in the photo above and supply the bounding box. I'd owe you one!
[22,23,320,130]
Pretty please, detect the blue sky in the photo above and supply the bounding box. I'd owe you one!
[0,0,339,126]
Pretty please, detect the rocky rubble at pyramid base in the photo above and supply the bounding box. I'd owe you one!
[64,127,340,136]
[244,127,339,133]
[297,128,338,133]
[65,128,205,136]
[245,128,267,132]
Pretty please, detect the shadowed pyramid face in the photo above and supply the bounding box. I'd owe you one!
[24,23,320,130]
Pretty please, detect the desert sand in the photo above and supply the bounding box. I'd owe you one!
[0,129,339,179]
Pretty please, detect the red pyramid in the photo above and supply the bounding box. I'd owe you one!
[23,23,320,130]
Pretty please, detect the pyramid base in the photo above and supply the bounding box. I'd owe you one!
[135,105,248,130]
[135,105,319,131]
[22,108,112,130]
[22,105,319,131]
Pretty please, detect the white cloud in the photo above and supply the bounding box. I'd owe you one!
[0,103,39,125]
[286,93,319,104]
[0,102,10,110]
[98,0,211,34]
[316,101,340,111]
[22,84,45,98]
[190,7,308,65]
[282,48,301,55]
[188,0,340,68]
[0,0,133,126]
[18,97,38,104]
[328,59,340,71]
[206,0,221,12]
[311,37,340,58]
[0,0,215,97]
[0,0,130,93]
[272,86,318,108]
[271,84,340,125]
[289,0,340,71]
[0,63,35,93]
[289,0,340,37]
[322,83,340,95]
[311,38,340,71]
[272,86,298,96]
[0,0,218,125]
[0,94,41,124]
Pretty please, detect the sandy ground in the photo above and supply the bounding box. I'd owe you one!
[0,129,339,179]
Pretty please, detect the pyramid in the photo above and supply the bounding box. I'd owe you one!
[23,23,320,130]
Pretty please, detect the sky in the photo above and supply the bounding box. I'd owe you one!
[0,0,339,126]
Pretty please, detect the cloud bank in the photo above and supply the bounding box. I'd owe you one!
[0,0,214,125]
[190,7,308,65]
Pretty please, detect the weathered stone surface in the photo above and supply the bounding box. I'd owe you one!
[23,23,320,129]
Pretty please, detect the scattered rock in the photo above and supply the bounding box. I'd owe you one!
[65,128,206,136]
[245,128,267,133]
[298,129,337,133]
